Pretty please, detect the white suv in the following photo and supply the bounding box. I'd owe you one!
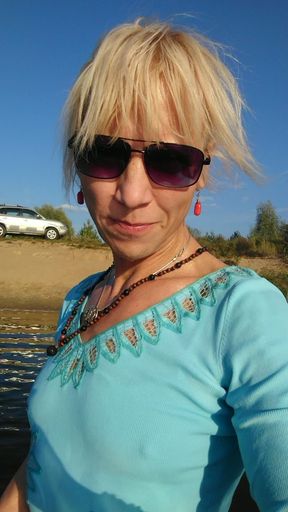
[0,205,68,240]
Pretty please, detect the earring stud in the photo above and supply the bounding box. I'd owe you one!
[77,190,84,205]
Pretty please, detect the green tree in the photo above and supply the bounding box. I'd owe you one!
[229,230,241,240]
[79,220,102,243]
[233,236,256,256]
[279,222,288,256]
[35,204,74,238]
[250,201,281,242]
[200,232,233,258]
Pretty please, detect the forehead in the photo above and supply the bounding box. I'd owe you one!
[113,117,179,143]
[108,99,204,148]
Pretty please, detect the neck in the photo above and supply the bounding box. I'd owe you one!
[108,229,200,299]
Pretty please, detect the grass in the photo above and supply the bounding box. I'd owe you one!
[2,234,108,249]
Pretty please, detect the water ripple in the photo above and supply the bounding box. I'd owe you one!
[0,309,56,492]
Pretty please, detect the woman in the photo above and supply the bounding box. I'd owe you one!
[2,19,288,512]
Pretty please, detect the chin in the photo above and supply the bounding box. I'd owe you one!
[109,241,156,263]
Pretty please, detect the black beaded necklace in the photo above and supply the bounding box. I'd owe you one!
[47,246,207,357]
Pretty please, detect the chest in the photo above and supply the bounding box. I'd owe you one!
[29,307,233,476]
[80,275,204,342]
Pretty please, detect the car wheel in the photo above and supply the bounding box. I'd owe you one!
[45,227,59,240]
[0,224,6,238]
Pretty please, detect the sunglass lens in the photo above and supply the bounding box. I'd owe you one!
[75,136,129,179]
[145,144,203,188]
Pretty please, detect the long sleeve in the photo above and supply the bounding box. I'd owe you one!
[219,277,288,511]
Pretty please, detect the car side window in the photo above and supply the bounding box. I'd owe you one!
[22,210,38,219]
[6,208,21,217]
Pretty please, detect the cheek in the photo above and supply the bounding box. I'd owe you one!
[81,178,113,209]
[160,189,194,222]
[171,189,195,211]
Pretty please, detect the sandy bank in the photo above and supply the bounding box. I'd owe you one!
[0,240,112,310]
[0,239,286,311]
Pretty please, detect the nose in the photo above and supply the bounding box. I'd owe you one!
[114,152,154,208]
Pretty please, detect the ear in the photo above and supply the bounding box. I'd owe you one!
[198,139,215,188]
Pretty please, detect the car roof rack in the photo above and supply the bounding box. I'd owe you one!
[0,204,26,208]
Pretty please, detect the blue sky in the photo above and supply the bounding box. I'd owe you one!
[1,0,287,237]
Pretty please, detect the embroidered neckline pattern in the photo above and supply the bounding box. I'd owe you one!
[48,267,254,388]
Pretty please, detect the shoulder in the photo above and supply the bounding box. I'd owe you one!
[199,265,288,355]
[217,265,288,335]
[175,265,284,318]
[218,266,288,371]
[189,264,266,301]
[215,268,288,401]
[220,265,287,314]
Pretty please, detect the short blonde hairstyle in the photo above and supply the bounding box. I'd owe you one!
[63,19,261,190]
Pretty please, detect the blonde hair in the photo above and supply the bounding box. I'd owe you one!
[63,19,261,190]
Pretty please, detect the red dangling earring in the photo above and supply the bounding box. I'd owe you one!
[194,191,202,216]
[77,189,84,205]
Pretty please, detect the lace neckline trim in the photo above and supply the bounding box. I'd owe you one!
[48,266,255,388]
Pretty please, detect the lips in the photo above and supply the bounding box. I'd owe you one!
[111,218,155,234]
[119,221,150,227]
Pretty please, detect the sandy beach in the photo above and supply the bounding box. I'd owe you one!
[0,239,286,311]
[0,240,113,310]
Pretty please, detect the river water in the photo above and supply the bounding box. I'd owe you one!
[0,309,57,494]
[0,309,258,510]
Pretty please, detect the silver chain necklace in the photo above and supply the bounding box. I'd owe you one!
[82,240,188,325]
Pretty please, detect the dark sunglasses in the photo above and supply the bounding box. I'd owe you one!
[68,135,211,189]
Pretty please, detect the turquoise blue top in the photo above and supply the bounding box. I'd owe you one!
[27,266,288,512]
